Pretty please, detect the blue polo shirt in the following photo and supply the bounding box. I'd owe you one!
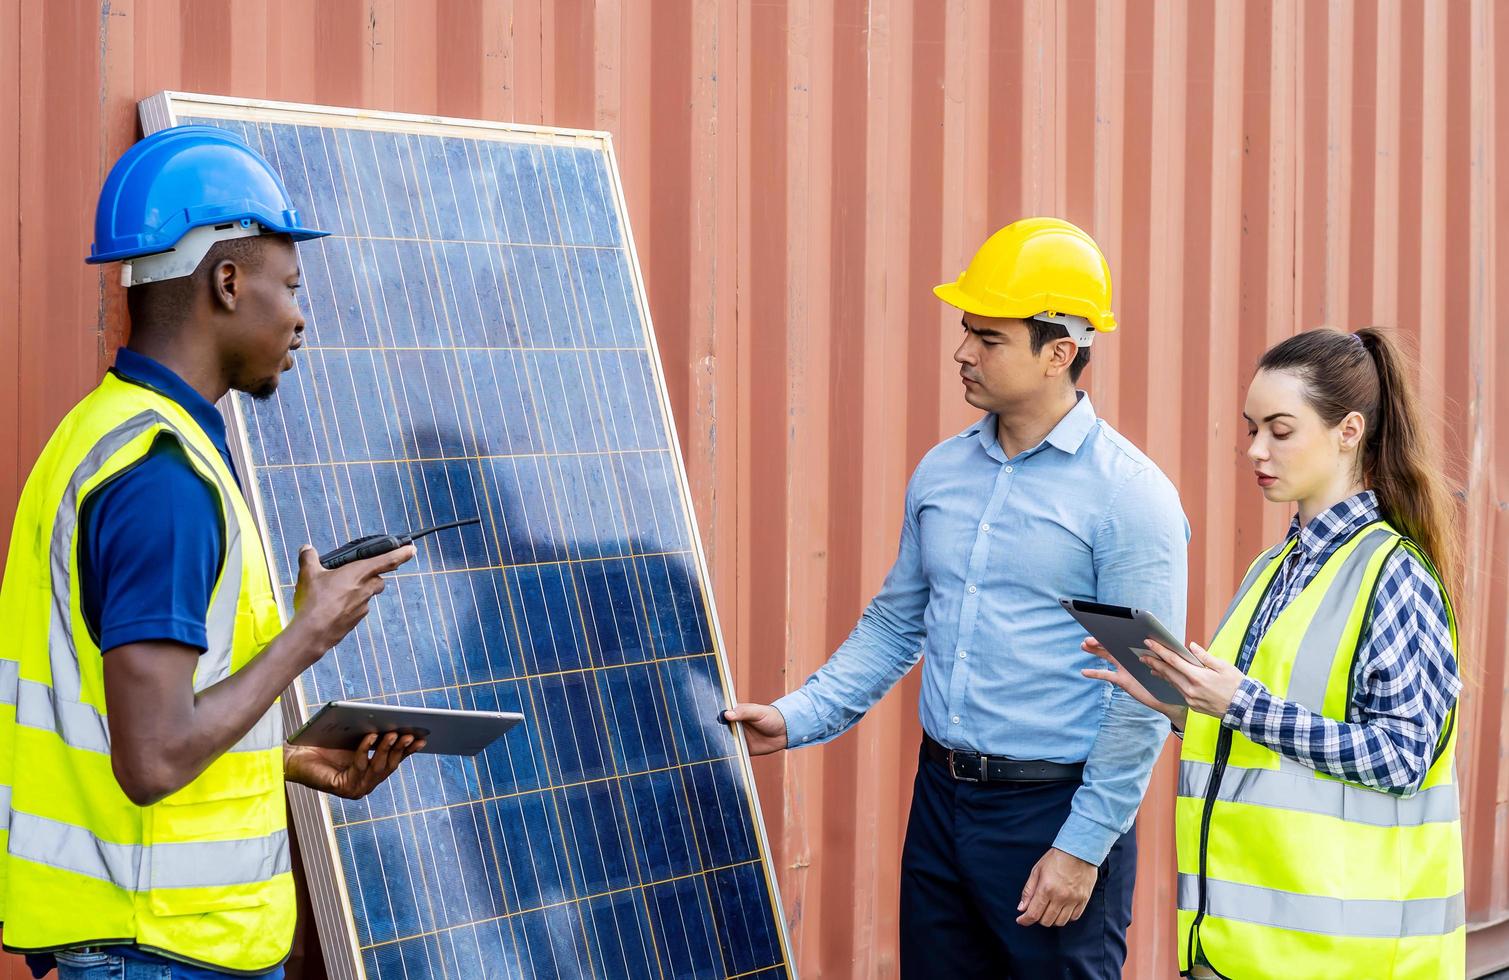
[25,348,282,980]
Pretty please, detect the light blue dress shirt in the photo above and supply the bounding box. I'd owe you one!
[772,393,1189,865]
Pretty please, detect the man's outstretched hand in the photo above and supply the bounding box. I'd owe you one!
[721,703,789,755]
[284,732,425,800]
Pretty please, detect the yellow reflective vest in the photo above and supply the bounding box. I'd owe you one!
[0,370,293,973]
[1177,520,1464,979]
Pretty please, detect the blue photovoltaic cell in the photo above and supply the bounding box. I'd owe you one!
[176,112,788,980]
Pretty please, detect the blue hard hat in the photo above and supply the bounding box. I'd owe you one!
[87,125,328,264]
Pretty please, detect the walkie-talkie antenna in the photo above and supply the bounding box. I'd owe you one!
[404,516,481,542]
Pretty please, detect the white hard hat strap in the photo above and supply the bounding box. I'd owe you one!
[1031,312,1097,348]
[121,220,265,288]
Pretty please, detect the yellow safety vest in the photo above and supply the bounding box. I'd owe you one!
[1176,520,1464,979]
[0,370,293,973]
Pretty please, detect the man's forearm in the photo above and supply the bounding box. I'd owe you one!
[1053,688,1169,865]
[773,617,923,747]
[190,618,326,748]
[106,620,327,805]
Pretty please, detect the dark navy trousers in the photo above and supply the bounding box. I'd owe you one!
[899,746,1137,979]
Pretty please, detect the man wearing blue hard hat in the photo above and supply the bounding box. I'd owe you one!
[0,126,423,979]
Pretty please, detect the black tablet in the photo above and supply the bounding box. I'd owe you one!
[287,700,523,757]
[1059,598,1198,706]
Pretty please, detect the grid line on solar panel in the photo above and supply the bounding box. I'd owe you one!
[303,549,702,581]
[328,750,752,830]
[167,104,787,979]
[297,238,626,247]
[319,645,715,694]
[255,449,682,471]
[357,856,765,948]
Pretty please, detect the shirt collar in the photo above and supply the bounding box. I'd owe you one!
[965,391,1097,461]
[1044,391,1097,454]
[111,347,230,453]
[1286,490,1382,556]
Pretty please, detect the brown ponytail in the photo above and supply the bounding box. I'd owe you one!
[1256,327,1459,590]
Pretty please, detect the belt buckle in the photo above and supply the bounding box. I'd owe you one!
[948,750,985,782]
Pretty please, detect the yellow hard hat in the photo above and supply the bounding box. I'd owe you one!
[934,217,1117,343]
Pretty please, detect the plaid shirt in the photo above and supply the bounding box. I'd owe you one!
[1221,491,1461,795]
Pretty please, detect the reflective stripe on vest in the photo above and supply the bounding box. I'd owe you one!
[1178,875,1466,940]
[1282,528,1394,706]
[1178,759,1460,827]
[8,676,279,756]
[9,812,290,890]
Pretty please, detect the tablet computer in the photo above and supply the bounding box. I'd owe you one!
[287,701,524,757]
[1059,598,1199,706]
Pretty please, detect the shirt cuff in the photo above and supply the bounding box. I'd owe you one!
[1052,810,1120,867]
[1222,676,1266,730]
[770,689,825,748]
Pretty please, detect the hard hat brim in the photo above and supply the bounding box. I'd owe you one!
[87,221,328,265]
[933,279,1118,332]
[933,280,1033,320]
[934,281,998,317]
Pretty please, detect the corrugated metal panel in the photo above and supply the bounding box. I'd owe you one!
[0,2,1505,977]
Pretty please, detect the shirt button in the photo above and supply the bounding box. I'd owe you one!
[951,716,961,725]
[967,585,977,594]
[1004,465,1014,473]
[980,523,991,532]
[958,650,968,659]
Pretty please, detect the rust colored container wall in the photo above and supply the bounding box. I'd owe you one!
[1,2,1507,977]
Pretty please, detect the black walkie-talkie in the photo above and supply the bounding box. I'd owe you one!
[318,517,482,570]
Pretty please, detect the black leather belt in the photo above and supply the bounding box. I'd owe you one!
[923,734,1084,783]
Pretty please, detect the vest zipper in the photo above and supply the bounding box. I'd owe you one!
[1189,725,1233,969]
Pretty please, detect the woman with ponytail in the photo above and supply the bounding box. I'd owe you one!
[1084,327,1464,979]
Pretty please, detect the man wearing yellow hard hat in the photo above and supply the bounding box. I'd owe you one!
[725,218,1188,977]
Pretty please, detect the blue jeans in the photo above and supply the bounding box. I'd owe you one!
[53,948,285,980]
[54,949,164,980]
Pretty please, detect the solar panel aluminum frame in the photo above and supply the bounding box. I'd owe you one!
[137,90,795,980]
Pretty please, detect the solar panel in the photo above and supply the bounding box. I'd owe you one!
[138,92,793,980]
